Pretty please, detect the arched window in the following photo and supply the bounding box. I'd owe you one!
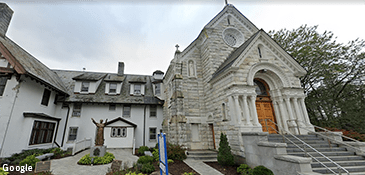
[254,79,269,96]
[258,44,265,58]
[222,103,227,120]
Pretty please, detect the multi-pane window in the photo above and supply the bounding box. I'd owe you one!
[81,82,89,92]
[68,127,78,141]
[72,103,82,117]
[150,105,157,117]
[109,104,116,111]
[29,121,55,145]
[123,105,131,117]
[109,83,117,93]
[41,89,51,106]
[155,83,160,95]
[149,128,157,140]
[111,127,127,137]
[134,84,141,95]
[0,77,7,96]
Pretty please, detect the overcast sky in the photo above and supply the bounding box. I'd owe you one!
[2,0,365,75]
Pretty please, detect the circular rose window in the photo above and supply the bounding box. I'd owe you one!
[222,27,244,48]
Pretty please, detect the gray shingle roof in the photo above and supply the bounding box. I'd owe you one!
[0,36,68,94]
[53,70,163,105]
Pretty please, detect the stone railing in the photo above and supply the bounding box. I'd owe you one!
[241,132,321,175]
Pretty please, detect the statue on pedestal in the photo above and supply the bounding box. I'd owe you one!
[91,118,108,146]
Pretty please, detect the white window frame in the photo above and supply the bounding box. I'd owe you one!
[72,103,82,117]
[81,82,89,92]
[68,127,78,141]
[111,127,127,138]
[150,105,157,118]
[149,127,157,140]
[109,83,117,94]
[123,105,131,117]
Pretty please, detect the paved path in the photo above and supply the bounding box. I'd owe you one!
[183,159,224,175]
[50,148,138,175]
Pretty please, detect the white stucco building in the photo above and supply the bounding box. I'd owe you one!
[0,3,164,158]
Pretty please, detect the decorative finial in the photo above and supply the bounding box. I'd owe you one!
[225,0,228,5]
[175,44,179,51]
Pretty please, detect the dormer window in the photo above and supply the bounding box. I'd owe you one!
[129,83,145,96]
[155,83,161,95]
[81,82,89,92]
[134,84,141,95]
[109,83,117,93]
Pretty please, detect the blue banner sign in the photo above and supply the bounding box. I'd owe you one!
[158,133,168,175]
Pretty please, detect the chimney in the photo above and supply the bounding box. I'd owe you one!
[0,3,13,38]
[118,62,124,76]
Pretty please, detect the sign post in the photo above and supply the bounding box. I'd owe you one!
[158,133,168,175]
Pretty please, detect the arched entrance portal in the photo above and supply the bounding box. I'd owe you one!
[254,79,278,134]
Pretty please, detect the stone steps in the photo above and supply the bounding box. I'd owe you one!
[268,134,365,174]
[186,150,217,161]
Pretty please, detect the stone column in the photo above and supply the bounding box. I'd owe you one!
[234,95,242,124]
[299,97,311,126]
[277,98,289,131]
[272,100,283,133]
[285,97,298,134]
[242,95,252,126]
[293,97,305,127]
[249,95,260,126]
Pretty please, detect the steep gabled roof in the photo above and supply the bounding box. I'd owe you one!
[211,30,260,80]
[105,117,137,127]
[210,29,307,82]
[204,4,259,32]
[0,36,68,94]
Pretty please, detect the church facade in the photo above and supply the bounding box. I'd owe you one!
[162,4,314,156]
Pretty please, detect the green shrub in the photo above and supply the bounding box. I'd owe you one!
[51,148,63,158]
[237,164,252,175]
[78,152,115,165]
[167,159,174,163]
[152,148,159,161]
[252,165,274,175]
[137,156,154,164]
[19,155,40,168]
[94,152,115,164]
[137,146,150,156]
[140,163,155,173]
[125,172,144,175]
[0,167,9,175]
[217,133,234,166]
[6,148,53,165]
[183,173,195,175]
[166,143,186,160]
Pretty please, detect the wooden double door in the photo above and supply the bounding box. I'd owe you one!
[254,79,278,134]
[256,97,278,134]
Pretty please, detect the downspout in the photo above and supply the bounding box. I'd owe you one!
[0,79,21,157]
[61,105,70,147]
[143,105,147,146]
[53,120,60,148]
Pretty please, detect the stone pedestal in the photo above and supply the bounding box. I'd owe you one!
[90,146,107,157]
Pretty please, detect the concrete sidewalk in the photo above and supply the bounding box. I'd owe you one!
[50,148,138,175]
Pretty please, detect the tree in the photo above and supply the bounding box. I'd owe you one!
[269,25,365,133]
[217,133,234,166]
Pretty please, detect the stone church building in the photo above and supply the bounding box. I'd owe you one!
[162,4,314,156]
